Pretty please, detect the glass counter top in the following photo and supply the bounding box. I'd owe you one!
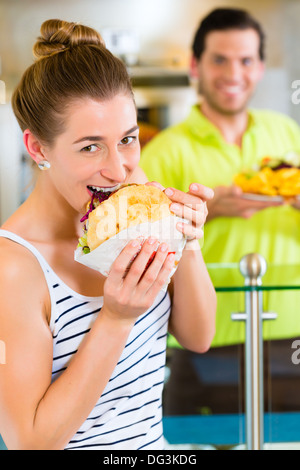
[207,262,300,292]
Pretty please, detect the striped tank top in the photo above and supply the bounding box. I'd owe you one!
[0,230,171,450]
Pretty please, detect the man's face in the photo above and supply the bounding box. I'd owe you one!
[193,28,265,116]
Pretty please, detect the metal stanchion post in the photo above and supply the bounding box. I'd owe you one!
[231,253,277,450]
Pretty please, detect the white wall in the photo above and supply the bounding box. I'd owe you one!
[0,0,297,115]
[0,0,290,82]
[1,0,298,114]
[0,104,23,223]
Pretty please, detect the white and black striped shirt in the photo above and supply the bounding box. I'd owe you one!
[0,230,171,450]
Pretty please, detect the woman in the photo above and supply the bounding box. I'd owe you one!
[0,20,216,450]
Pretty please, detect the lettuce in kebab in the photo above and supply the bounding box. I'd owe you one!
[77,184,179,268]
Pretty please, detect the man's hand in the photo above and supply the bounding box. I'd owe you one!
[290,196,300,211]
[206,185,284,221]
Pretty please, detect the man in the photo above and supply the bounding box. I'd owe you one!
[140,8,300,415]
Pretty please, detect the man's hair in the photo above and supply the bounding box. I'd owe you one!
[192,8,265,61]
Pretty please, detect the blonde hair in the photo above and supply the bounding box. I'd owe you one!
[12,19,134,146]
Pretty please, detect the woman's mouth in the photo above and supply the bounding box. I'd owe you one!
[87,184,121,196]
[81,184,122,223]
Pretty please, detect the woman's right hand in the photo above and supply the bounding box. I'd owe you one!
[102,237,175,325]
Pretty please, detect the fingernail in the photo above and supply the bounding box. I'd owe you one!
[204,187,214,198]
[131,238,141,247]
[165,188,174,197]
[190,183,198,191]
[170,203,180,212]
[147,236,157,245]
[159,243,168,252]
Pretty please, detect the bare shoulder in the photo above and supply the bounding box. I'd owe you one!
[0,236,41,278]
[0,237,51,324]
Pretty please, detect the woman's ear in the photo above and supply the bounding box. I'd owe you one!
[23,129,46,166]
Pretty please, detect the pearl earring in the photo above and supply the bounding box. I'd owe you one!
[38,160,51,171]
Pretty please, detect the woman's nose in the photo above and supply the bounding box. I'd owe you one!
[100,152,127,183]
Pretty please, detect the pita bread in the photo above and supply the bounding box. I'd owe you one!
[87,184,172,251]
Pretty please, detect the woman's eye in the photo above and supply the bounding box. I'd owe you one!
[120,136,136,145]
[81,144,99,153]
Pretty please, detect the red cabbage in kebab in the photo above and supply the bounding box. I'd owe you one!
[78,186,120,253]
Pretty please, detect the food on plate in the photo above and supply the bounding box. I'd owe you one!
[78,184,173,254]
[234,153,300,197]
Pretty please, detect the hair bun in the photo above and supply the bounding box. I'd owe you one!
[33,19,105,60]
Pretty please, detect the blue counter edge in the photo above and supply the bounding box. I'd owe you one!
[163,412,300,446]
[1,412,300,449]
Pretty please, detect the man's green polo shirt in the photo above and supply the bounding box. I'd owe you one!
[140,105,300,346]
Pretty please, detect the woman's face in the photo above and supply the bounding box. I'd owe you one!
[43,94,140,214]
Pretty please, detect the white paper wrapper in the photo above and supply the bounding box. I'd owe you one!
[74,215,186,291]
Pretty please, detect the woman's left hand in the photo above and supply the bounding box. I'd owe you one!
[146,181,214,245]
